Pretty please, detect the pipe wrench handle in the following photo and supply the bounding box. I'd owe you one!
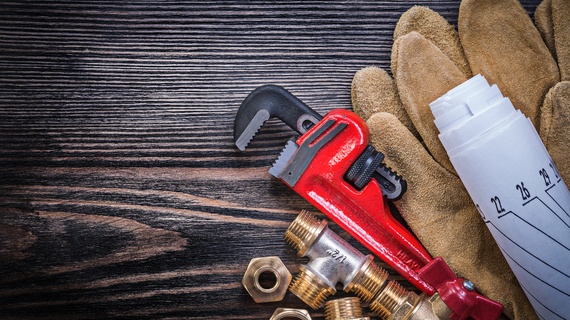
[273,109,435,293]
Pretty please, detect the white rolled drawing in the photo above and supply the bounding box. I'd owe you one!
[430,74,570,319]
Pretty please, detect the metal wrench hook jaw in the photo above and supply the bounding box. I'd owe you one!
[233,85,321,151]
[234,85,406,200]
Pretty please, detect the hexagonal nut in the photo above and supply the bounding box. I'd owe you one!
[393,292,423,320]
[242,256,292,303]
[269,308,312,320]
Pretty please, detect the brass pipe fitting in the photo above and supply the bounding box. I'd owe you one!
[370,281,452,320]
[285,211,454,319]
[324,297,370,320]
[242,256,292,303]
[270,308,312,320]
[285,210,389,309]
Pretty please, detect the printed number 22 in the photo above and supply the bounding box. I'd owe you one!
[491,196,505,214]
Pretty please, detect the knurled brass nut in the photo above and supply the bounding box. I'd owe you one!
[270,308,312,320]
[242,256,292,303]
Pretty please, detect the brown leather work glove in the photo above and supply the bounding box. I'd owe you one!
[351,0,570,319]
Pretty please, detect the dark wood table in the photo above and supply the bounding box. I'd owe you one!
[0,1,540,319]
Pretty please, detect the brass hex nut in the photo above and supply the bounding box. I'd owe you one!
[270,308,312,320]
[242,256,292,303]
[392,291,422,320]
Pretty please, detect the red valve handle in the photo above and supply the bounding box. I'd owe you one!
[280,109,502,318]
[419,257,503,320]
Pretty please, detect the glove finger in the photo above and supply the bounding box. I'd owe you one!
[367,112,463,232]
[393,6,471,79]
[351,66,419,137]
[458,0,559,127]
[540,81,570,181]
[392,31,467,174]
[535,0,556,59]
[552,0,570,81]
[368,112,537,320]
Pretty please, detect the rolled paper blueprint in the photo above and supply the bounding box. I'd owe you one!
[430,74,570,319]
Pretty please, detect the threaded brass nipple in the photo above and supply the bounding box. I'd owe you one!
[289,265,336,309]
[370,280,411,319]
[324,297,370,320]
[284,210,327,256]
[347,258,389,302]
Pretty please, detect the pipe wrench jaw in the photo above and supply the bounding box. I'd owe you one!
[234,85,405,200]
[269,119,347,186]
[234,85,321,151]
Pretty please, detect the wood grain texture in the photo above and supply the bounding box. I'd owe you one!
[0,1,541,319]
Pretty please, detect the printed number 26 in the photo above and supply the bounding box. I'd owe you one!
[516,182,531,201]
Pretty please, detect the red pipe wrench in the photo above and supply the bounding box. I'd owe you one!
[234,85,502,319]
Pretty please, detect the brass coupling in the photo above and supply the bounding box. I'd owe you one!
[285,210,388,309]
[242,256,292,303]
[285,211,453,320]
[371,282,452,320]
[371,280,412,318]
[325,297,370,320]
[270,308,312,320]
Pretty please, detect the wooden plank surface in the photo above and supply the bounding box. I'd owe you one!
[0,1,540,319]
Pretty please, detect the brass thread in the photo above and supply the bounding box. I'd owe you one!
[289,265,336,309]
[284,210,325,256]
[325,297,370,320]
[370,280,410,319]
[347,258,389,302]
[270,308,312,320]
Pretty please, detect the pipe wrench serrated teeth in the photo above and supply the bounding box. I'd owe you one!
[235,109,270,151]
[234,85,321,151]
[269,139,298,178]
